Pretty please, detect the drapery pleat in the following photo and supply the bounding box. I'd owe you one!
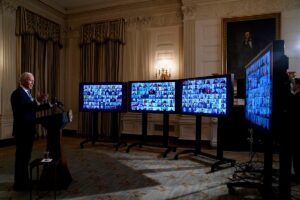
[16,7,62,46]
[16,7,61,99]
[15,7,62,137]
[80,19,125,45]
[79,43,97,138]
[79,19,125,140]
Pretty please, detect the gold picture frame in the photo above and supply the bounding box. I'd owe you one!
[222,13,281,79]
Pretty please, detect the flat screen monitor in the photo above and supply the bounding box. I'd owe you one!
[79,82,127,112]
[245,40,289,133]
[179,74,234,117]
[128,80,178,113]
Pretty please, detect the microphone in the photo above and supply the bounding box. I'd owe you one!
[56,100,64,107]
[52,98,64,107]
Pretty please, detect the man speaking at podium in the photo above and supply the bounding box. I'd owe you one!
[10,72,52,191]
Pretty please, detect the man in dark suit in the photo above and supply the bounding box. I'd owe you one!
[10,72,52,191]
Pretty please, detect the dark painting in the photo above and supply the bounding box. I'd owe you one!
[223,13,280,79]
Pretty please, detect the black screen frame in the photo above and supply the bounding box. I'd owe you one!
[79,82,127,112]
[128,80,179,114]
[244,40,288,134]
[178,74,234,117]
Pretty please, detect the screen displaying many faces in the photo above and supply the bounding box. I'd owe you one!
[245,50,272,130]
[130,81,176,112]
[180,77,228,115]
[81,84,124,111]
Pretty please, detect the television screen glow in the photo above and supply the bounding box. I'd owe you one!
[79,82,127,112]
[245,49,272,130]
[129,81,177,113]
[179,74,233,117]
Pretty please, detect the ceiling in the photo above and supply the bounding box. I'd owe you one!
[39,0,150,14]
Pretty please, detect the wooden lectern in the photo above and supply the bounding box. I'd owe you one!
[35,111,73,190]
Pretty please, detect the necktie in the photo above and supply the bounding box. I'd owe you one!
[26,90,34,101]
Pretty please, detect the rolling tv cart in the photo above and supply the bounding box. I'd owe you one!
[174,116,235,172]
[80,112,127,150]
[126,112,176,158]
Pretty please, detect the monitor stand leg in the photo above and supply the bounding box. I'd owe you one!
[162,146,177,158]
[115,141,127,151]
[174,149,197,160]
[80,138,103,149]
[211,158,236,172]
[126,142,144,153]
[80,112,125,149]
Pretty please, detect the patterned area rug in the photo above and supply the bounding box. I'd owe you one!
[1,137,298,200]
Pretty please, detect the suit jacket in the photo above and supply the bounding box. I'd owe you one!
[10,87,51,136]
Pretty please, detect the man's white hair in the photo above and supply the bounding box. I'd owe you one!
[19,72,33,84]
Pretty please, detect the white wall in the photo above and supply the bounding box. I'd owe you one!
[195,19,221,76]
[282,7,300,75]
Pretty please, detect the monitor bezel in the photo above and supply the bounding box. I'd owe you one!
[79,82,127,112]
[244,42,275,134]
[128,80,179,114]
[178,74,234,117]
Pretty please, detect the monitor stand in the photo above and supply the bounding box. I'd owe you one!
[174,116,235,172]
[80,112,126,150]
[126,113,176,158]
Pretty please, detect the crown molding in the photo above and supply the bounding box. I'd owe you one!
[66,0,181,28]
[39,0,66,14]
[39,0,181,15]
[182,0,238,6]
[65,0,151,15]
[15,0,66,24]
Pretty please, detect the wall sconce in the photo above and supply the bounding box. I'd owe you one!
[155,60,172,80]
[156,67,171,80]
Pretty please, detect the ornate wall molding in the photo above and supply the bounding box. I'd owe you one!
[66,0,181,30]
[124,17,138,28]
[125,12,182,30]
[0,0,17,15]
[190,0,300,20]
[125,16,153,29]
[182,5,196,20]
[138,16,153,25]
[151,13,182,27]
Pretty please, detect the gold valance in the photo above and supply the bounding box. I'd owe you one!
[16,7,62,47]
[80,19,125,45]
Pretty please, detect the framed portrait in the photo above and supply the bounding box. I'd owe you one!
[222,13,281,79]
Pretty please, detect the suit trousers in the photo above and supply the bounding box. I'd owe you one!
[14,130,35,187]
